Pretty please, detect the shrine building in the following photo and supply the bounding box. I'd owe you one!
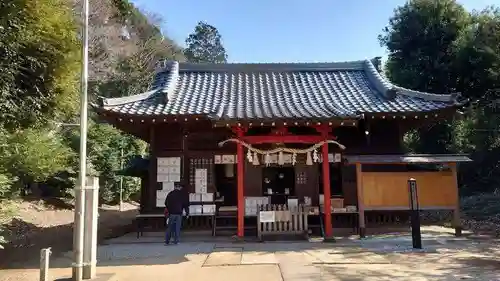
[95,58,471,239]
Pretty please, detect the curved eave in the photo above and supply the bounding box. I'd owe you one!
[94,102,464,121]
[363,60,461,103]
[95,89,159,108]
[95,108,210,123]
[361,99,468,117]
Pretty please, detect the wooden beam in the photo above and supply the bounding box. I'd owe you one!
[182,131,189,193]
[147,126,156,213]
[355,163,366,238]
[449,162,462,237]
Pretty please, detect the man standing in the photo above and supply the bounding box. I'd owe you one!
[164,183,189,245]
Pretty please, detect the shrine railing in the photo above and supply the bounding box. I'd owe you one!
[256,204,309,240]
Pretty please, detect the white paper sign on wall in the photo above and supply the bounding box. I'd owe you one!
[259,211,275,223]
[221,155,235,164]
[334,153,342,163]
[195,168,208,194]
[214,155,222,164]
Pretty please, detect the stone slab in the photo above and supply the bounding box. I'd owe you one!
[318,263,499,281]
[278,264,323,281]
[305,249,391,264]
[203,248,242,267]
[194,265,282,281]
[241,251,278,264]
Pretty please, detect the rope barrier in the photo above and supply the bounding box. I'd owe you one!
[218,138,346,154]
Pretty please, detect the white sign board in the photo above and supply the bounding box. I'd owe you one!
[334,153,342,163]
[195,168,208,193]
[259,211,275,223]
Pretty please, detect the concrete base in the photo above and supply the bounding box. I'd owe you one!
[82,263,97,280]
[359,227,366,239]
[72,266,83,281]
[323,237,336,243]
[231,236,245,243]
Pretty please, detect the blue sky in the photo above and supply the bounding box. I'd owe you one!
[131,0,499,63]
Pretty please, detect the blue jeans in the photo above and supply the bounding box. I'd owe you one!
[165,214,182,244]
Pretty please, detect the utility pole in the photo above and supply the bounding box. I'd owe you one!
[73,0,89,279]
[119,145,124,212]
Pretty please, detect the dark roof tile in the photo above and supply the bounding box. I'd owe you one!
[96,59,464,119]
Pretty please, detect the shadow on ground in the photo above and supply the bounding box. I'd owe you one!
[0,204,138,270]
[22,197,75,210]
[1,227,500,280]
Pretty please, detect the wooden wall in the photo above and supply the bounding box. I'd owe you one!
[332,119,404,154]
[143,119,411,211]
[341,165,357,206]
[361,171,458,210]
[295,163,319,205]
[245,163,262,196]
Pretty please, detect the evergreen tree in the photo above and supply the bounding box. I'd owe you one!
[184,21,228,63]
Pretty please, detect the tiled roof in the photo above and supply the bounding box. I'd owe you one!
[95,59,465,120]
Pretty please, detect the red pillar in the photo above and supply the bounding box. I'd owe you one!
[321,131,333,238]
[236,128,245,237]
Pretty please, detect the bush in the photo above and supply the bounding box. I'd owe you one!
[0,173,17,199]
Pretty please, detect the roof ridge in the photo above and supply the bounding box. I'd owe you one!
[362,60,459,103]
[156,61,180,101]
[176,60,368,72]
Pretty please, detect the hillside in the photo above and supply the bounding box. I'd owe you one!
[0,0,183,260]
[0,199,138,267]
[72,0,184,97]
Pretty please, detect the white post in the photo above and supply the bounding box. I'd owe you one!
[73,0,89,279]
[39,248,51,281]
[83,177,99,280]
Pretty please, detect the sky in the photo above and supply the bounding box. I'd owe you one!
[130,0,499,63]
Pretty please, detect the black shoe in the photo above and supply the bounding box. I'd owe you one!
[165,242,170,245]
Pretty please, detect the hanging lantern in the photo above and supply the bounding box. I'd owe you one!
[306,151,313,166]
[278,151,284,166]
[252,151,260,165]
[247,149,253,163]
[292,153,297,166]
[265,153,271,166]
[313,149,319,163]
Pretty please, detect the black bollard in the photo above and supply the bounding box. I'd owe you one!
[408,178,422,249]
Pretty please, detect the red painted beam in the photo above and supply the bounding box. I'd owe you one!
[242,135,330,144]
[322,130,333,238]
[235,127,245,238]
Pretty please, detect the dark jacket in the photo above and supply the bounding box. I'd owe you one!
[164,189,189,215]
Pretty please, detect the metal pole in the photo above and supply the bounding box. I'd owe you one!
[408,178,422,249]
[73,0,89,279]
[40,248,51,281]
[119,146,124,212]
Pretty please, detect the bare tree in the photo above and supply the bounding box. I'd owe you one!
[71,0,184,99]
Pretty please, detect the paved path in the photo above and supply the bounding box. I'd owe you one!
[2,231,500,280]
